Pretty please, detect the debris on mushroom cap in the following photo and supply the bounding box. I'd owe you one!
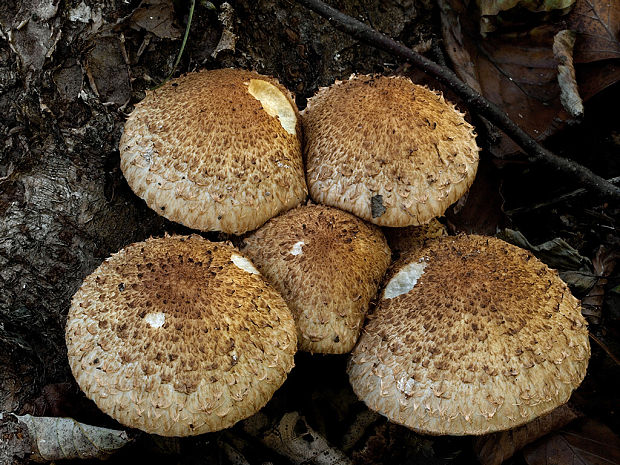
[348,235,590,436]
[242,204,392,354]
[383,218,448,257]
[303,75,479,227]
[65,235,297,436]
[119,68,308,235]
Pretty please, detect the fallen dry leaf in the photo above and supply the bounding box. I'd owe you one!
[568,0,620,63]
[440,0,620,157]
[554,29,583,117]
[474,404,581,465]
[129,0,182,40]
[581,245,619,324]
[523,418,620,465]
[445,159,507,235]
[0,414,131,463]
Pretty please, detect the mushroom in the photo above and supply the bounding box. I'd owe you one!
[120,68,307,235]
[348,235,590,435]
[383,218,448,258]
[302,75,479,227]
[242,204,392,354]
[65,235,297,436]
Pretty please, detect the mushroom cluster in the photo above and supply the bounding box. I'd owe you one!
[65,68,589,443]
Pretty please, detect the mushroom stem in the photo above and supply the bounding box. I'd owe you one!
[294,0,620,201]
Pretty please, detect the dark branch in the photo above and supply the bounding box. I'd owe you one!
[295,0,620,201]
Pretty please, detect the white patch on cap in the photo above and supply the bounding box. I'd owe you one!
[144,312,165,328]
[383,260,427,299]
[231,253,260,274]
[247,79,297,135]
[290,241,305,256]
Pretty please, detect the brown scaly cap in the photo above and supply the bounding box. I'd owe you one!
[303,75,479,227]
[348,235,590,435]
[66,235,297,436]
[120,68,308,235]
[242,204,392,354]
[383,218,448,257]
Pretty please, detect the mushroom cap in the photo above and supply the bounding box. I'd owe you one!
[66,235,297,436]
[120,68,308,235]
[242,204,392,354]
[383,218,448,257]
[303,75,479,227]
[348,235,590,435]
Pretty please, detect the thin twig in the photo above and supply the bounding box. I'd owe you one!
[294,0,620,201]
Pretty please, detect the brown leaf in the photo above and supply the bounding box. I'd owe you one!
[567,0,620,63]
[130,0,182,40]
[474,404,581,465]
[523,418,620,465]
[84,36,131,106]
[439,0,620,156]
[440,0,565,156]
[445,158,507,235]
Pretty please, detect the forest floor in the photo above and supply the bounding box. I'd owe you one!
[0,0,619,464]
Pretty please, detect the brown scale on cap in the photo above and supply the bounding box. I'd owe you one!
[348,235,590,435]
[66,235,297,436]
[303,75,479,227]
[242,204,392,354]
[120,68,308,235]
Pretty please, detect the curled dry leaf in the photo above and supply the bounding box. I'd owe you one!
[242,411,351,465]
[440,0,620,156]
[474,404,580,465]
[3,414,131,463]
[554,30,584,117]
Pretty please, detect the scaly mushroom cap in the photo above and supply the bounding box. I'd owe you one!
[242,204,392,354]
[120,68,308,234]
[383,218,448,257]
[66,235,297,436]
[348,235,590,435]
[303,75,479,227]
